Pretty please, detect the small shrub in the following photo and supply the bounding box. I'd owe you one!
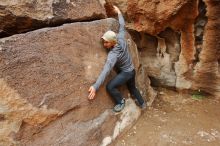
[191,90,206,100]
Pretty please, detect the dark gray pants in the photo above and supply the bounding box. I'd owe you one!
[106,70,144,105]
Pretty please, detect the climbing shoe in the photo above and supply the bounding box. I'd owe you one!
[140,102,147,110]
[113,99,125,112]
[134,99,147,110]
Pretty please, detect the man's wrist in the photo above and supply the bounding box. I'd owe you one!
[92,84,98,91]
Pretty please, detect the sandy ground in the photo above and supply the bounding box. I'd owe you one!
[112,88,220,146]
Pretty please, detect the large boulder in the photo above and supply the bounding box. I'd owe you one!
[105,0,196,34]
[0,0,106,37]
[0,18,144,146]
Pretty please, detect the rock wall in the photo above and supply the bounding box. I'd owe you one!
[0,0,219,145]
[0,17,144,146]
[106,0,220,96]
[0,1,155,145]
[0,0,106,37]
[192,0,220,96]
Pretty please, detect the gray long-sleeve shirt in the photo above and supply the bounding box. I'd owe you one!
[93,13,134,90]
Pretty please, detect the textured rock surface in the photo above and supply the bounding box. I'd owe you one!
[0,18,143,146]
[106,0,195,33]
[192,0,220,96]
[0,79,60,145]
[0,0,106,37]
[106,0,220,96]
[1,0,219,145]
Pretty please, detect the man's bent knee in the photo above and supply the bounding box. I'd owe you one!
[106,83,113,93]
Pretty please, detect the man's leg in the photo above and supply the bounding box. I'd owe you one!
[106,71,133,104]
[127,70,145,106]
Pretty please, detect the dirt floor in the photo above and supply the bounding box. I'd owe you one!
[112,88,220,146]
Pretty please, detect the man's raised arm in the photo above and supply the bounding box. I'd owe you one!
[113,6,125,39]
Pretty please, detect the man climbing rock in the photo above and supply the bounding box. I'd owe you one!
[88,6,146,112]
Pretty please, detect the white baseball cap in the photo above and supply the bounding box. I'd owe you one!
[101,30,117,42]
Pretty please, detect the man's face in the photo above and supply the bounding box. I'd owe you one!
[103,40,114,49]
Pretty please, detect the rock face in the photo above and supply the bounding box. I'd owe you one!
[192,0,220,96]
[0,0,219,145]
[107,0,197,34]
[106,0,220,96]
[0,0,106,37]
[0,18,144,146]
